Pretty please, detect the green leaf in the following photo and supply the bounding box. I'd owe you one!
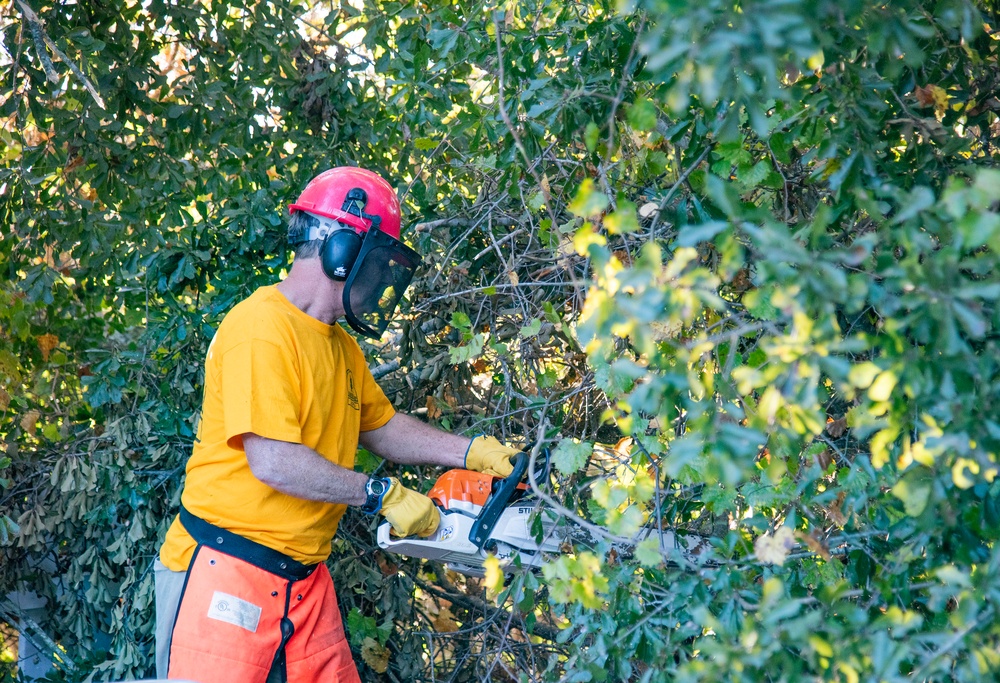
[744,288,779,321]
[633,537,663,567]
[568,179,609,217]
[604,202,640,235]
[520,318,542,338]
[934,564,972,588]
[451,311,472,332]
[677,220,728,247]
[626,97,658,132]
[449,332,486,364]
[737,160,772,189]
[891,472,932,517]
[584,121,600,152]
[346,608,377,647]
[551,439,592,475]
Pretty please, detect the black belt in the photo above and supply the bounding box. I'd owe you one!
[179,505,317,582]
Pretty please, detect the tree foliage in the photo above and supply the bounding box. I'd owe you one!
[2,0,1000,681]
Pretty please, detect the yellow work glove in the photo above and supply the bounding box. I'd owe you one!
[465,435,520,478]
[379,478,440,538]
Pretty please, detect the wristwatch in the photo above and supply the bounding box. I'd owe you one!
[360,477,392,515]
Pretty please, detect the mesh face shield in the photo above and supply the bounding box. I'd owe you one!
[342,228,421,339]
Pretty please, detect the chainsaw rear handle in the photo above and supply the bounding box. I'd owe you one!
[468,449,532,550]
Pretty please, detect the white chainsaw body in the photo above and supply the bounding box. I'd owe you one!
[377,497,563,577]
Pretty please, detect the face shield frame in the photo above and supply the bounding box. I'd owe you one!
[342,227,421,339]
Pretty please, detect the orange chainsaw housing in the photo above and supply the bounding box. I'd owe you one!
[427,470,527,509]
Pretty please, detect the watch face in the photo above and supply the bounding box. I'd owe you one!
[370,478,387,496]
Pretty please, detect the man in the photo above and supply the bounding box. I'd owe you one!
[154,166,519,683]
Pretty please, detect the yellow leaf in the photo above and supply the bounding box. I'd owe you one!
[839,663,860,683]
[952,458,979,489]
[806,50,825,71]
[483,554,503,594]
[867,370,897,402]
[869,428,897,469]
[20,410,40,436]
[809,634,833,658]
[360,637,389,674]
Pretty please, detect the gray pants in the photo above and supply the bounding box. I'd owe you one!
[153,558,186,680]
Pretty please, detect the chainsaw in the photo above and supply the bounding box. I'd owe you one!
[377,450,710,577]
[377,450,558,577]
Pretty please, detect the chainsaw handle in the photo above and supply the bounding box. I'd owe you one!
[468,449,530,549]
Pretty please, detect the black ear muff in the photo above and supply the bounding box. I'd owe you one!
[321,229,363,280]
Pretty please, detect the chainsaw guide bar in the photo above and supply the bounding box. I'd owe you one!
[377,449,710,577]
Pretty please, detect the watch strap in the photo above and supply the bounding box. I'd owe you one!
[361,477,392,515]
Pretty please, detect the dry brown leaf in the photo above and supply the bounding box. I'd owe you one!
[815,448,833,471]
[914,84,936,107]
[471,358,489,374]
[826,491,848,526]
[613,437,634,458]
[508,270,520,286]
[432,606,459,633]
[425,396,442,420]
[21,410,40,436]
[731,268,752,293]
[795,530,832,561]
[374,550,398,578]
[826,417,847,438]
[360,637,389,674]
[540,173,551,197]
[63,155,85,174]
[37,334,59,362]
[0,386,9,412]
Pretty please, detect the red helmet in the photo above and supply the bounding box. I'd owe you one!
[288,167,401,239]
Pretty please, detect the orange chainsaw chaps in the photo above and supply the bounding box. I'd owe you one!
[168,546,359,683]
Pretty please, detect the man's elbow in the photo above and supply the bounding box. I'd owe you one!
[244,438,286,489]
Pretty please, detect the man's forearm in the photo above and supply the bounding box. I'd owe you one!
[243,433,368,505]
[359,413,470,469]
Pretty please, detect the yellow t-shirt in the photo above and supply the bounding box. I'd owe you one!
[159,285,395,571]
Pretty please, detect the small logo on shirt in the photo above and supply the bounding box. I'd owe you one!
[346,369,359,410]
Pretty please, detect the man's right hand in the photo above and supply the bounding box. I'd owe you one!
[378,478,440,537]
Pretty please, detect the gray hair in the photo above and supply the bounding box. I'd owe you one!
[288,211,323,259]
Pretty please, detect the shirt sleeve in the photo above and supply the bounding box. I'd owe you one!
[220,338,303,447]
[358,360,396,431]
